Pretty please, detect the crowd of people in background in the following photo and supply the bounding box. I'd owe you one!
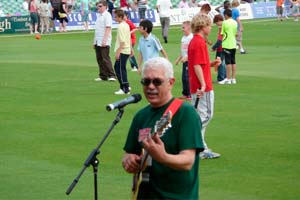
[276,0,300,21]
[23,0,74,34]
[0,0,298,34]
[92,0,248,89]
[91,0,247,94]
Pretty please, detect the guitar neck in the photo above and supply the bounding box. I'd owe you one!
[139,131,159,170]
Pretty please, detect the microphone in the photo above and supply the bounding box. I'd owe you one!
[106,94,142,111]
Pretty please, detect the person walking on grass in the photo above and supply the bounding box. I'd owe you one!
[137,19,168,71]
[50,0,61,32]
[188,13,221,159]
[221,9,238,84]
[212,14,226,84]
[113,9,131,95]
[58,0,70,32]
[175,21,193,100]
[231,0,246,54]
[276,0,284,21]
[124,11,139,72]
[156,0,172,43]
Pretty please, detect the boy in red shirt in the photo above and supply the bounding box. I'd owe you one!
[188,13,221,159]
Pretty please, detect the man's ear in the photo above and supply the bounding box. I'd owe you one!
[169,78,176,88]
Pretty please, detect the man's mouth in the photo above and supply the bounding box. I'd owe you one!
[146,90,158,98]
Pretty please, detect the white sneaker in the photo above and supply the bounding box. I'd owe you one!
[224,78,231,84]
[34,31,39,34]
[240,49,246,54]
[218,79,226,84]
[114,89,130,95]
[131,67,138,72]
[200,149,221,159]
[231,79,237,84]
[108,77,116,81]
[94,77,102,81]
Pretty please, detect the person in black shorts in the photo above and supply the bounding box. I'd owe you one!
[221,9,238,84]
[50,0,61,31]
[58,0,69,32]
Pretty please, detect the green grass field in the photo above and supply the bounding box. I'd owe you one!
[1,18,300,200]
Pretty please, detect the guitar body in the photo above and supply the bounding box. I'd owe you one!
[132,149,150,200]
[132,165,151,200]
[131,171,142,200]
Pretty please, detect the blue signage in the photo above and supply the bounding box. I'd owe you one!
[251,2,277,19]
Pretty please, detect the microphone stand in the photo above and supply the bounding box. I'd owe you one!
[66,108,125,200]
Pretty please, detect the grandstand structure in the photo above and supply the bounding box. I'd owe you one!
[1,0,227,17]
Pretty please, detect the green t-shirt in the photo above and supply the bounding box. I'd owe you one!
[124,98,204,199]
[221,18,238,49]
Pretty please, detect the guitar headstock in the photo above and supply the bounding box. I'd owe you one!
[154,111,172,137]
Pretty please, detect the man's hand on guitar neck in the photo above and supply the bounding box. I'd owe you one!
[142,134,167,164]
[122,153,142,173]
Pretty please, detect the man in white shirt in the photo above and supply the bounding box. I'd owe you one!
[93,0,116,81]
[156,0,172,43]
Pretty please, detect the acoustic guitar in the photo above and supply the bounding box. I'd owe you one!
[131,112,172,200]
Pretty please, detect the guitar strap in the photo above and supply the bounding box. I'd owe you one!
[163,98,184,117]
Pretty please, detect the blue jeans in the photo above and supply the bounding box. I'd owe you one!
[182,61,190,96]
[216,52,226,81]
[114,54,130,93]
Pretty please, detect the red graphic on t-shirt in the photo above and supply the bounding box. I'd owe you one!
[138,128,151,142]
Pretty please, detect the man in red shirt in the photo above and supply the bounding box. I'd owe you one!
[188,14,221,159]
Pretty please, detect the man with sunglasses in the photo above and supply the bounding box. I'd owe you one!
[122,57,204,199]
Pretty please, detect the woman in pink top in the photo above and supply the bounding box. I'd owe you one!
[28,0,39,34]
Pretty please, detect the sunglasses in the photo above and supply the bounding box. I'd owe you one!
[97,5,103,8]
[141,78,165,87]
